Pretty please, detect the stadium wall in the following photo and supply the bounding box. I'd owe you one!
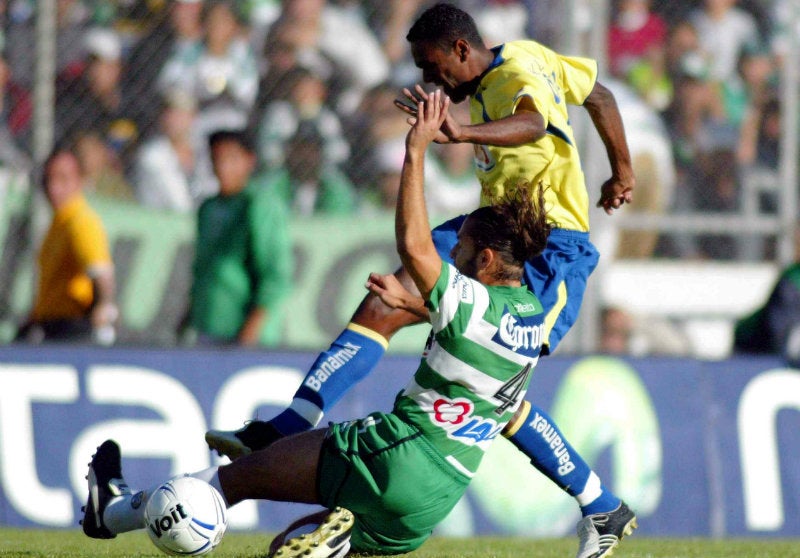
[0,346,797,538]
[0,192,780,357]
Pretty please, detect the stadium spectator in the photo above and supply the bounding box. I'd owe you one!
[421,101,480,219]
[255,66,350,170]
[662,19,722,167]
[689,0,762,86]
[738,94,781,195]
[132,90,216,212]
[5,0,90,89]
[373,0,427,85]
[250,14,335,114]
[599,305,689,356]
[734,259,800,364]
[123,0,205,121]
[362,136,404,213]
[187,130,293,347]
[16,147,117,345]
[0,54,31,171]
[262,123,357,216]
[274,0,390,115]
[0,53,31,154]
[55,27,154,168]
[659,19,723,259]
[158,0,259,138]
[73,129,136,201]
[342,81,410,193]
[607,0,671,111]
[467,0,530,44]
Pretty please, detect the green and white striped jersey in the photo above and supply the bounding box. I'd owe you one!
[393,261,545,478]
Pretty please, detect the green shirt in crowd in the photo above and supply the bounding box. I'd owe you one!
[263,166,357,216]
[190,174,293,346]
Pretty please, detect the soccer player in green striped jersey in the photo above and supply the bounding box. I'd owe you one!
[81,89,553,558]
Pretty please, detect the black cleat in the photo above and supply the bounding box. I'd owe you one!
[576,501,637,558]
[80,439,130,539]
[205,420,284,460]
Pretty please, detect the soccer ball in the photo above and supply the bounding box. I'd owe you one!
[144,476,227,556]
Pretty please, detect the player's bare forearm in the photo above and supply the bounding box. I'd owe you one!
[456,110,545,146]
[583,81,636,214]
[397,90,448,298]
[365,272,430,321]
[397,86,544,146]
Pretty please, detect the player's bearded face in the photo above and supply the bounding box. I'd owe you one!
[451,221,479,278]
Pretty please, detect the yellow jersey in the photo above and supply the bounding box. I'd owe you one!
[470,40,598,231]
[31,194,112,321]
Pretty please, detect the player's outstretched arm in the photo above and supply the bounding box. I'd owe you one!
[583,80,636,215]
[396,90,449,300]
[397,85,545,147]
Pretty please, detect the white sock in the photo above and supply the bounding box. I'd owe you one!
[103,489,149,534]
[575,471,603,507]
[189,467,230,508]
[103,467,228,534]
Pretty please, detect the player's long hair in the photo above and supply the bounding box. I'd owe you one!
[467,183,551,281]
[406,3,483,50]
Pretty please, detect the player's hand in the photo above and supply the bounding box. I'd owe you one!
[596,175,635,215]
[405,89,449,151]
[396,85,459,143]
[366,272,419,309]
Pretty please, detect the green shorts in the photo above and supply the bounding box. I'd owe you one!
[317,412,470,555]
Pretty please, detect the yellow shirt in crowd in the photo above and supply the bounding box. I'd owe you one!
[32,194,112,321]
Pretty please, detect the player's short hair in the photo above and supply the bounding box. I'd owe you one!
[467,183,551,281]
[208,129,256,153]
[406,3,484,51]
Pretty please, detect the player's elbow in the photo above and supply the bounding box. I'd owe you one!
[397,240,432,271]
[584,80,615,111]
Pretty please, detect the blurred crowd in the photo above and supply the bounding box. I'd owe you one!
[0,0,789,225]
[0,0,794,350]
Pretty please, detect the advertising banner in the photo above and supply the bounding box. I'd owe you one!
[0,346,797,538]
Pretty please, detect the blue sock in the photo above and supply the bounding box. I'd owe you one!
[505,402,620,516]
[270,324,388,435]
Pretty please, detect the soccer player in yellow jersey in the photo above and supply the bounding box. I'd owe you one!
[207,5,636,558]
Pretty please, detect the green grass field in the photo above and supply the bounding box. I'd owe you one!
[0,529,797,558]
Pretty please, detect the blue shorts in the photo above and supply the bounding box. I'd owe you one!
[432,216,599,354]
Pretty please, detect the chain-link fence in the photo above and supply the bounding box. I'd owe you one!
[0,0,798,349]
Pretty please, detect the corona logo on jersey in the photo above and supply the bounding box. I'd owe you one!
[493,308,545,357]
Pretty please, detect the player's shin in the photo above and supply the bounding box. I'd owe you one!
[270,324,388,435]
[504,402,621,516]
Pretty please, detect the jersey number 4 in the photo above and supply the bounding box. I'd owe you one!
[493,363,532,415]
